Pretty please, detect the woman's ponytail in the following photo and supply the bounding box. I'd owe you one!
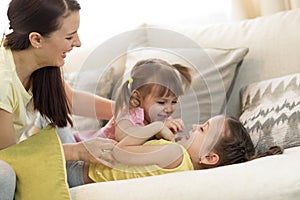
[31,67,73,127]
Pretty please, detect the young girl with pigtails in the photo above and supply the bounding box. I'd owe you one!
[75,58,192,143]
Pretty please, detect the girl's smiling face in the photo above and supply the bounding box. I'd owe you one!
[142,93,179,124]
[177,115,227,160]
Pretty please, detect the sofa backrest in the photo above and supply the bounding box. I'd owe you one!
[145,9,300,117]
[63,9,300,131]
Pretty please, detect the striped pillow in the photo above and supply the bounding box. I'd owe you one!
[239,73,300,153]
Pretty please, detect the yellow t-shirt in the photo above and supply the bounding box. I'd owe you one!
[89,139,194,182]
[0,47,33,140]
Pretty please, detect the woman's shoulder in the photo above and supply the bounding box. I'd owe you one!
[0,46,13,64]
[0,47,15,74]
[0,48,16,93]
[0,47,28,110]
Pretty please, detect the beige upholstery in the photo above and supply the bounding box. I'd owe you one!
[146,9,300,117]
[68,9,300,199]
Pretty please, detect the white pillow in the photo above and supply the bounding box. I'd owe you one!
[120,47,248,129]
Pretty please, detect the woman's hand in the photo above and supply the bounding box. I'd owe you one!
[78,138,117,168]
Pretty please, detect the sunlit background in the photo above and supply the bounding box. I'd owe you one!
[0,0,231,45]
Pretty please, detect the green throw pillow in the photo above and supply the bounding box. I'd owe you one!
[0,126,70,200]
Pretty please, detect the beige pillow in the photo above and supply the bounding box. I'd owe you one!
[121,47,248,129]
[239,73,300,153]
[150,10,300,117]
[64,67,114,131]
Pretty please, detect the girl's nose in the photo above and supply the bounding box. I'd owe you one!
[192,124,204,131]
[164,104,174,114]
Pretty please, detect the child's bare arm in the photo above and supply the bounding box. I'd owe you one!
[113,120,183,168]
[113,140,184,169]
[115,120,165,144]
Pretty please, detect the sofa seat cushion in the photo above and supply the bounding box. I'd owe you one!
[70,146,300,200]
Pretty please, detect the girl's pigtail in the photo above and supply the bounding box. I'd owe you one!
[114,78,133,118]
[172,63,192,91]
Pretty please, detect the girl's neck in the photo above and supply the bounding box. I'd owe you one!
[176,136,200,169]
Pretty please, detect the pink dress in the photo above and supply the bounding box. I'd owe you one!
[74,107,145,142]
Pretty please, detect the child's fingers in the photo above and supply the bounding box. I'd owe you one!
[168,119,184,133]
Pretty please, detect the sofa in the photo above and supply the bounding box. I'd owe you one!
[66,9,300,199]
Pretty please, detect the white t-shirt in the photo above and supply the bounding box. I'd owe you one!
[0,47,34,141]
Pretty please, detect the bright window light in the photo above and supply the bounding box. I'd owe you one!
[1,0,231,44]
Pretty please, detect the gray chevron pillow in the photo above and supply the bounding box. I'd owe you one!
[239,73,300,154]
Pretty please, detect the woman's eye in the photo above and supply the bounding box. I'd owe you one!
[66,37,73,40]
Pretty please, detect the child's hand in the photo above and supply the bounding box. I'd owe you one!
[164,118,185,134]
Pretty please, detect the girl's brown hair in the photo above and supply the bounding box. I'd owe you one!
[5,0,81,127]
[113,58,192,118]
[199,116,283,169]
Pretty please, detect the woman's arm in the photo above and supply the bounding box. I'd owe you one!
[63,137,116,167]
[0,109,17,150]
[64,82,113,120]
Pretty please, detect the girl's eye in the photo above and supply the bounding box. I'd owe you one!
[157,101,165,105]
[172,100,178,104]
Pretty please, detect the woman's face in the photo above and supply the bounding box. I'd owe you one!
[39,11,81,67]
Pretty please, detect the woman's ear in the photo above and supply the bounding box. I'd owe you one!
[199,152,219,165]
[130,90,141,107]
[29,32,42,49]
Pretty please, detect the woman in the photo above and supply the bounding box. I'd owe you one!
[0,0,115,198]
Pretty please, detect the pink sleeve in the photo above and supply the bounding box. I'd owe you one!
[117,107,145,127]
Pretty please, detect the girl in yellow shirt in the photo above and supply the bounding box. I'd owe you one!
[85,115,283,183]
